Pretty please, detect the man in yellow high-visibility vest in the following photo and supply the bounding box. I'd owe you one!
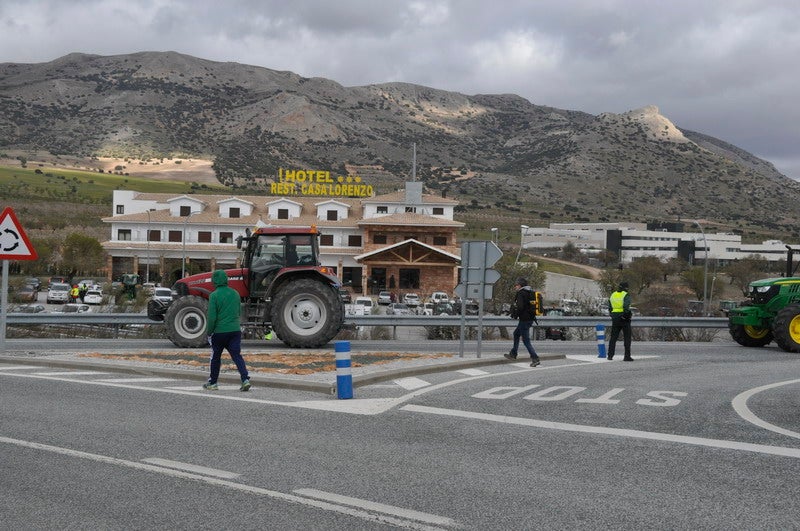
[607,281,633,361]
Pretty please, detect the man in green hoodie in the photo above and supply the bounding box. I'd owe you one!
[203,269,251,391]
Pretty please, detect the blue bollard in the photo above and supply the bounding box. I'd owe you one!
[596,324,607,358]
[335,340,353,399]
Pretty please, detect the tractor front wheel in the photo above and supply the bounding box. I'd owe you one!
[729,323,773,348]
[772,304,800,352]
[165,295,209,348]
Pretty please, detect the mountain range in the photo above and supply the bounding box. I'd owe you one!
[1,51,798,242]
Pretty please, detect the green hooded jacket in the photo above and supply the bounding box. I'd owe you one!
[206,270,241,334]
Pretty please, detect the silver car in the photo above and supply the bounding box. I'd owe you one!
[47,282,71,304]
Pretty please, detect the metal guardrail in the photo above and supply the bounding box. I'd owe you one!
[3,313,730,328]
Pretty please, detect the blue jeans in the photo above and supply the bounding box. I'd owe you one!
[511,320,538,359]
[208,330,249,384]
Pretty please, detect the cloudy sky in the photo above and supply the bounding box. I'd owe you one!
[1,0,798,179]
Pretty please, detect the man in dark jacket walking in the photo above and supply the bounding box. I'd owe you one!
[203,269,251,391]
[504,277,541,367]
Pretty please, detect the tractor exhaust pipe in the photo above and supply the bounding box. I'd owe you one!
[786,245,796,277]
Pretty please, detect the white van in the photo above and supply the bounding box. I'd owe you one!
[353,296,374,311]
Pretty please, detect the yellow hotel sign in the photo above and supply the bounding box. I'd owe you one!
[270,168,374,198]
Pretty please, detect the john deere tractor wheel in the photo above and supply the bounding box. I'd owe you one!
[729,323,773,348]
[772,304,800,352]
[271,278,344,348]
[165,295,209,348]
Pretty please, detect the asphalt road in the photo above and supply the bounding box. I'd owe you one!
[1,343,798,529]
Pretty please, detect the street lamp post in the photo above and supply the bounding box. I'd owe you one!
[182,210,198,278]
[490,227,498,245]
[145,210,151,284]
[515,225,530,265]
[693,220,708,316]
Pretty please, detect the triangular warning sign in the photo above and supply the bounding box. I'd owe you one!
[0,207,38,260]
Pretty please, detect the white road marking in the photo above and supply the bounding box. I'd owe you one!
[457,368,488,376]
[32,371,109,376]
[565,355,659,363]
[731,379,800,440]
[294,488,459,528]
[0,435,448,530]
[0,365,37,370]
[94,377,177,383]
[401,405,800,459]
[141,458,241,479]
[167,385,244,392]
[394,377,431,390]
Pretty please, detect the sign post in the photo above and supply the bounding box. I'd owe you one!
[456,241,503,358]
[0,207,39,352]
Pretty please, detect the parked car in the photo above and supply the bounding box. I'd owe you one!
[539,307,569,341]
[83,289,104,305]
[10,304,46,313]
[13,284,38,303]
[353,296,374,312]
[403,293,421,307]
[387,302,413,315]
[24,277,41,290]
[46,282,71,304]
[432,302,455,316]
[152,287,173,304]
[48,276,68,288]
[430,291,450,304]
[338,288,352,304]
[377,291,393,305]
[57,303,91,313]
[141,282,157,295]
[420,302,434,316]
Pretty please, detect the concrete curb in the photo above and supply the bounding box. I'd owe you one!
[0,353,566,395]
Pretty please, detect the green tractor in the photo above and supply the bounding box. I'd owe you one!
[728,246,800,352]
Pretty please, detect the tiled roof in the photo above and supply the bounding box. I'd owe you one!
[358,212,464,227]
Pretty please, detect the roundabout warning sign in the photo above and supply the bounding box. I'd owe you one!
[0,207,37,261]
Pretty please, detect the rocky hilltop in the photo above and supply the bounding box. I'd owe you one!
[1,51,798,240]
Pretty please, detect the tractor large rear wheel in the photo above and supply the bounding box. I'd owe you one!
[271,279,344,348]
[729,322,773,348]
[165,295,209,348]
[772,304,800,352]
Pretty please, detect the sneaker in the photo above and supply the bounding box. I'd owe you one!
[504,352,518,360]
[202,382,219,391]
[623,357,634,362]
[530,357,541,367]
[240,379,251,392]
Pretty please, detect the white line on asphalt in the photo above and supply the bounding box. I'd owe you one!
[0,434,451,530]
[0,365,37,370]
[401,405,800,459]
[731,379,800,440]
[456,369,489,376]
[394,377,431,390]
[94,377,178,383]
[32,371,109,376]
[141,458,241,479]
[294,488,459,528]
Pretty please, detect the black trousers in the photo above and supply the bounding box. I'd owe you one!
[608,314,632,358]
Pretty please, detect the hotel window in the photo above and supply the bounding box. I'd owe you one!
[278,208,289,219]
[405,206,416,213]
[148,230,162,242]
[377,206,388,214]
[320,234,334,246]
[432,207,444,215]
[168,231,181,242]
[348,235,362,247]
[220,232,233,244]
[116,205,124,214]
[433,236,447,246]
[229,207,240,218]
[118,229,131,241]
[180,205,191,216]
[373,234,387,244]
[327,210,338,221]
[198,231,212,243]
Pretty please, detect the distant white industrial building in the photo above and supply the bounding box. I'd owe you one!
[519,222,795,265]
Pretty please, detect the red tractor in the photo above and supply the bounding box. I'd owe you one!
[147,226,345,348]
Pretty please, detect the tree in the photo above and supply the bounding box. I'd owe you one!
[488,253,546,313]
[626,256,664,294]
[724,255,769,296]
[62,233,106,275]
[561,241,579,262]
